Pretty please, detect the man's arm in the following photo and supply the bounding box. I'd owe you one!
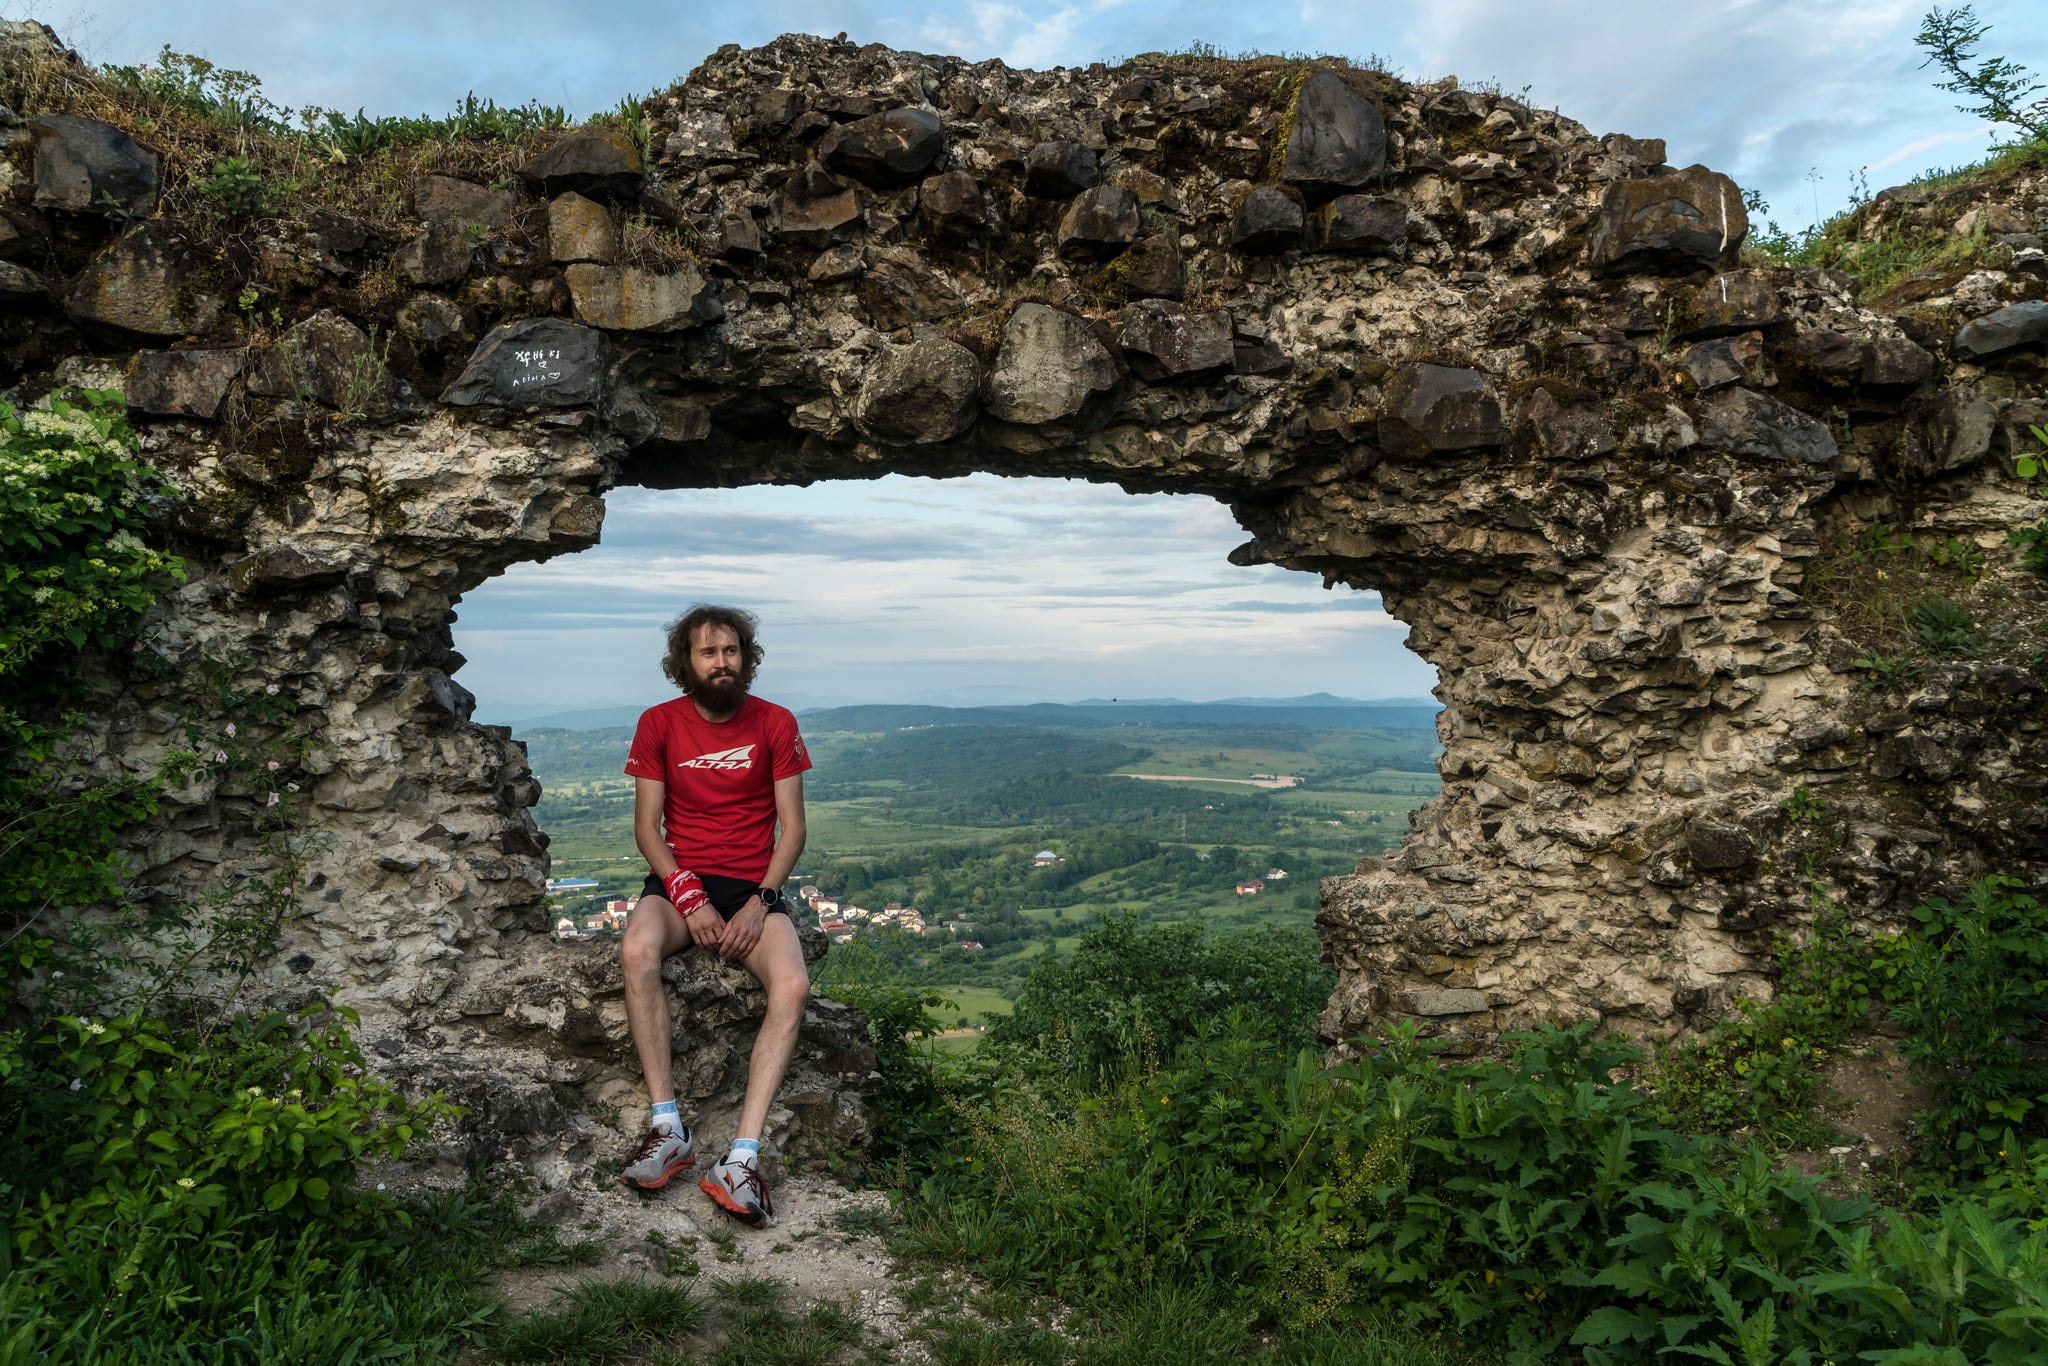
[716,773,807,961]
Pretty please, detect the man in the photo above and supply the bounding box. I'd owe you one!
[616,604,811,1228]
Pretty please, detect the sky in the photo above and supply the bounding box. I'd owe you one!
[9,0,2044,712]
[451,477,1437,715]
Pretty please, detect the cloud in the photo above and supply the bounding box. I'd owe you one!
[443,474,1436,709]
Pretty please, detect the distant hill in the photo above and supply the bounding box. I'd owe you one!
[509,695,1444,738]
[503,704,643,732]
[797,701,1441,733]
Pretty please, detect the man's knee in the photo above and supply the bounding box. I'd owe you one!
[766,970,809,1017]
[621,920,674,979]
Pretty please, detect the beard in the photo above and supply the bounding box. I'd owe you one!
[687,666,749,713]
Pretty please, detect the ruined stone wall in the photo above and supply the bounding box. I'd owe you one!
[2,22,2043,1173]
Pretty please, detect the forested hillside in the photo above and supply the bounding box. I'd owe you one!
[524,704,1443,1014]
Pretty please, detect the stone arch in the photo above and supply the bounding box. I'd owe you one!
[4,23,2043,1172]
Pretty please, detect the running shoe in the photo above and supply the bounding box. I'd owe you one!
[618,1123,695,1190]
[698,1150,775,1227]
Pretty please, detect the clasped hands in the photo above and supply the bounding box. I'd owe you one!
[663,869,765,960]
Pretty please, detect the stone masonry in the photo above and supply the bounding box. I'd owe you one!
[1,23,2043,1174]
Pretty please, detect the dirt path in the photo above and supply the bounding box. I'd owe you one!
[365,1155,931,1359]
[497,1172,927,1356]
[1118,772,1301,788]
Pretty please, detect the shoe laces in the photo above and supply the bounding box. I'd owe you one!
[723,1156,769,1206]
[629,1127,676,1163]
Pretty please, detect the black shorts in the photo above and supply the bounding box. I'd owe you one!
[640,871,791,920]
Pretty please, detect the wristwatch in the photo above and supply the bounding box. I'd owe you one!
[755,885,782,909]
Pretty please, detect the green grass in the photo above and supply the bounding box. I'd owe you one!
[931,985,1014,1025]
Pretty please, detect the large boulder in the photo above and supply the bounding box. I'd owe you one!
[919,170,985,238]
[413,174,517,232]
[1684,332,1766,394]
[1379,364,1505,457]
[605,383,712,448]
[246,310,405,418]
[1057,185,1140,259]
[1113,234,1185,300]
[1861,335,1934,389]
[816,107,945,187]
[1279,71,1386,196]
[1116,301,1233,383]
[65,223,221,338]
[1232,184,1307,253]
[1680,269,1784,337]
[1953,300,2048,362]
[31,114,159,216]
[1316,195,1406,255]
[985,302,1118,425]
[564,262,723,332]
[1025,140,1098,197]
[548,193,620,265]
[441,318,611,408]
[520,126,644,198]
[774,163,860,243]
[1590,165,1747,275]
[126,348,247,420]
[853,338,981,444]
[1698,388,1837,466]
[397,224,475,286]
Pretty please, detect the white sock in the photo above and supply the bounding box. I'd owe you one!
[730,1137,760,1163]
[651,1099,681,1134]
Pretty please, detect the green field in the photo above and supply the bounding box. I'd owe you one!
[521,703,1441,1036]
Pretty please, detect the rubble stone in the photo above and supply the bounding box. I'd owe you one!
[1590,164,1747,274]
[816,107,944,187]
[30,113,158,215]
[985,302,1117,424]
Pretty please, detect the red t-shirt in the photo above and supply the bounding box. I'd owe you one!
[622,695,812,881]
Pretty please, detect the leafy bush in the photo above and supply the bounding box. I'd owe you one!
[810,934,956,1159]
[1650,898,1891,1142]
[984,915,1334,1083]
[313,93,569,158]
[1888,875,2048,1166]
[0,390,461,1357]
[909,1021,2048,1364]
[5,1006,447,1257]
[1,392,184,994]
[0,393,181,678]
[2013,517,2048,573]
[193,153,271,219]
[104,47,286,133]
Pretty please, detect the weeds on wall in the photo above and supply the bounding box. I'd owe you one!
[0,392,455,1358]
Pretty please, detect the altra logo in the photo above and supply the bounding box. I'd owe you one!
[679,745,755,771]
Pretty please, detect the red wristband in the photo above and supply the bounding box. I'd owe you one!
[663,869,709,918]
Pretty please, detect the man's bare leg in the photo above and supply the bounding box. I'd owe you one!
[621,894,693,1106]
[734,914,809,1142]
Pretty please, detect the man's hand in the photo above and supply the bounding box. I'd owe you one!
[688,905,730,951]
[719,897,768,960]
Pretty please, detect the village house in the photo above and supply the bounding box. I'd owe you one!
[1265,868,1288,880]
[1236,879,1266,896]
[1033,850,1060,867]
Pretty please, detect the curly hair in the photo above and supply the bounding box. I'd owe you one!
[661,604,765,692]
